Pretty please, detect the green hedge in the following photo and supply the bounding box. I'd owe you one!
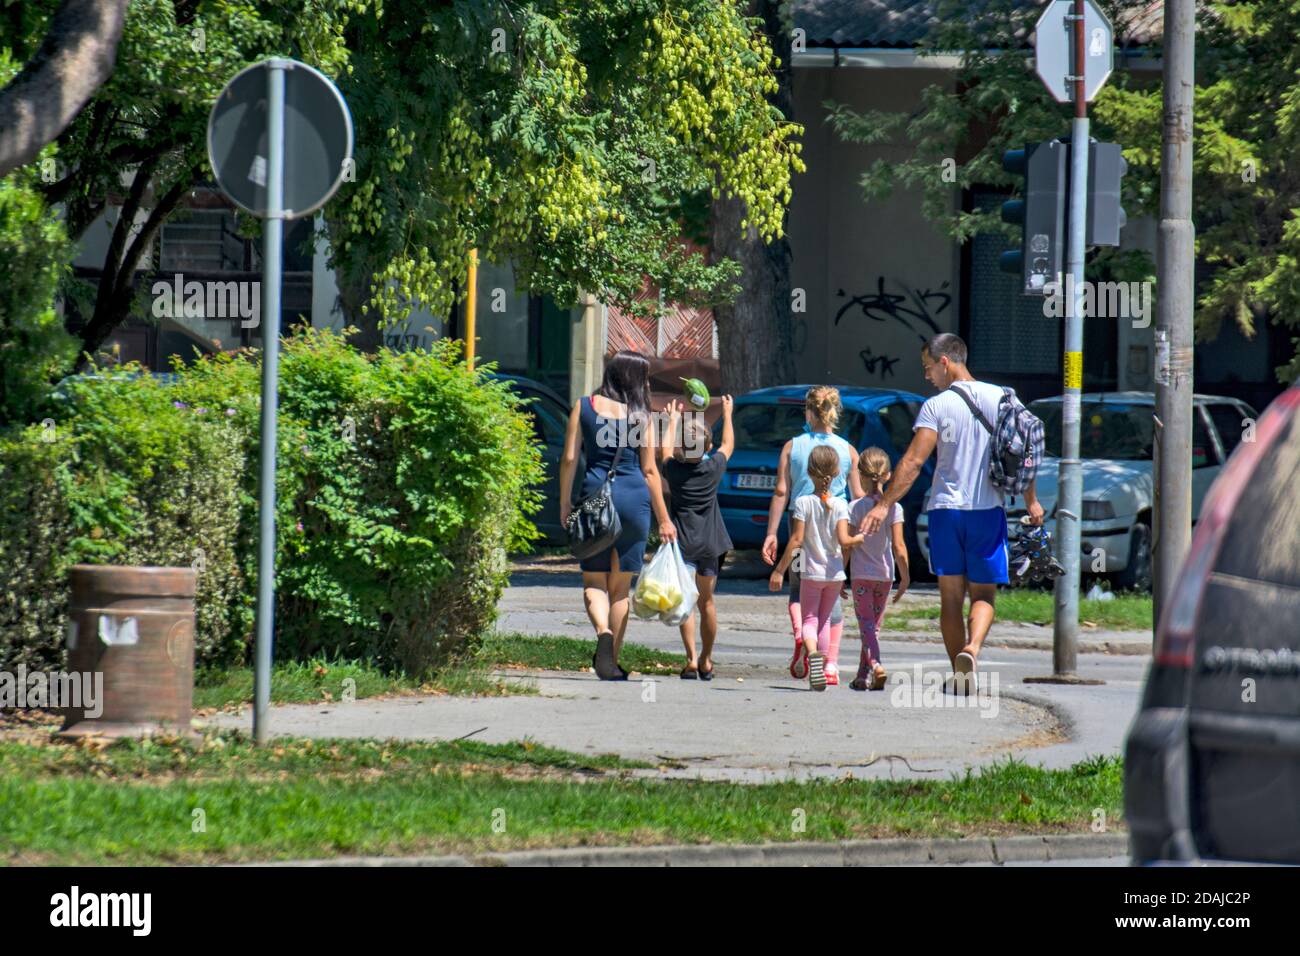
[0,329,543,677]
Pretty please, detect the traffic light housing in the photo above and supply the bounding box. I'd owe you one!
[1086,141,1127,247]
[999,139,1069,295]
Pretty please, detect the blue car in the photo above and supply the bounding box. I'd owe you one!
[712,386,934,562]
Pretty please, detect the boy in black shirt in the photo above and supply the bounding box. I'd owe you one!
[661,395,734,679]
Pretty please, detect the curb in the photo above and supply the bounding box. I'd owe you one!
[877,630,1151,656]
[252,832,1128,868]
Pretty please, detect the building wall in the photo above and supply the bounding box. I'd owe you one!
[788,66,961,396]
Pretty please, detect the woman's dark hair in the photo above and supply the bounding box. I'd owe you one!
[596,350,652,416]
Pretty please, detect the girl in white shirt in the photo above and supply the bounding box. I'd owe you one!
[769,445,865,691]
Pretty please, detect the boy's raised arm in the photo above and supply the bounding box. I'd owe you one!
[659,399,682,466]
[718,395,735,460]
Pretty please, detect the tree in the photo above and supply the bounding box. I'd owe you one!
[0,152,76,425]
[826,0,1298,384]
[4,0,357,362]
[1,0,802,375]
[709,0,799,394]
[328,0,804,363]
[0,0,130,179]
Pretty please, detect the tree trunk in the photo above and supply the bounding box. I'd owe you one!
[709,0,797,395]
[0,0,131,178]
[76,168,195,363]
[336,266,382,351]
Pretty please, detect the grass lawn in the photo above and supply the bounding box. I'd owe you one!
[194,635,686,710]
[193,657,523,710]
[479,631,685,675]
[0,727,1123,864]
[888,589,1152,631]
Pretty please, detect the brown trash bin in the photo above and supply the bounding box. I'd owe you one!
[60,565,198,740]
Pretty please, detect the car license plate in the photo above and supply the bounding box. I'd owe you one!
[735,473,776,490]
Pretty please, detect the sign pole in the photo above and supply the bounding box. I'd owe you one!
[1051,3,1088,678]
[253,58,288,746]
[208,56,352,743]
[1152,0,1196,627]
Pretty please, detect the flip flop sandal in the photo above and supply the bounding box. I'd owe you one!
[849,677,869,691]
[680,666,699,680]
[951,652,978,696]
[698,664,714,682]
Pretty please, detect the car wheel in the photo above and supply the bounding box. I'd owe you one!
[1113,521,1152,592]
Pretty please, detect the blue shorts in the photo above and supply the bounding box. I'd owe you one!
[927,507,1009,584]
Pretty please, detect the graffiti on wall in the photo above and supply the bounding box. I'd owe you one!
[834,277,952,378]
[859,347,899,380]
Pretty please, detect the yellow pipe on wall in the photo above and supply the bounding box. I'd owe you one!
[465,247,478,370]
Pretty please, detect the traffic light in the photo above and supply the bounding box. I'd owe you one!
[999,139,1069,295]
[1086,141,1127,247]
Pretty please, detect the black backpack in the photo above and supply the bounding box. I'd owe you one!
[948,384,1045,497]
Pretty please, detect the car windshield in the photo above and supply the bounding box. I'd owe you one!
[1031,400,1154,459]
[724,403,863,451]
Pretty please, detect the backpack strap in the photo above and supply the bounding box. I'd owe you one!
[948,384,996,437]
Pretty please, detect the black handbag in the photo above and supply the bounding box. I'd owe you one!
[566,444,624,560]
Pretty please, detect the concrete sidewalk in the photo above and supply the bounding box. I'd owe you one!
[509,556,1153,655]
[211,564,1147,782]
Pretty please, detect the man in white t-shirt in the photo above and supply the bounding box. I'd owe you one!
[862,334,1044,687]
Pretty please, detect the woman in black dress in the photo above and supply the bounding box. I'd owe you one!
[560,351,676,680]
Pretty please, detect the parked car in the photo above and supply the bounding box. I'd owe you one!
[710,386,934,564]
[914,391,1258,591]
[491,373,570,544]
[1125,384,1300,864]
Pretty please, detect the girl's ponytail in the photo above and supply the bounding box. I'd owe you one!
[807,444,841,511]
[858,446,892,497]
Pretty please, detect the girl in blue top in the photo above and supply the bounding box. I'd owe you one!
[761,386,864,685]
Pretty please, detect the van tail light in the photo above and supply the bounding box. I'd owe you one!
[1155,390,1300,667]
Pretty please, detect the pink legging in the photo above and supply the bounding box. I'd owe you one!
[787,603,844,668]
[799,579,841,656]
[852,579,892,678]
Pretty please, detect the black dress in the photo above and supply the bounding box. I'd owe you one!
[577,395,651,573]
[664,452,733,568]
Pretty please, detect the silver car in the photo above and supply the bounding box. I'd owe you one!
[915,391,1258,591]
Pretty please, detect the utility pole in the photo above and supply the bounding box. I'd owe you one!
[1049,0,1090,678]
[1153,0,1195,626]
[1021,0,1114,687]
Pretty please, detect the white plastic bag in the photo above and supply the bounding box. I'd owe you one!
[659,542,699,627]
[1085,582,1116,602]
[632,541,698,626]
